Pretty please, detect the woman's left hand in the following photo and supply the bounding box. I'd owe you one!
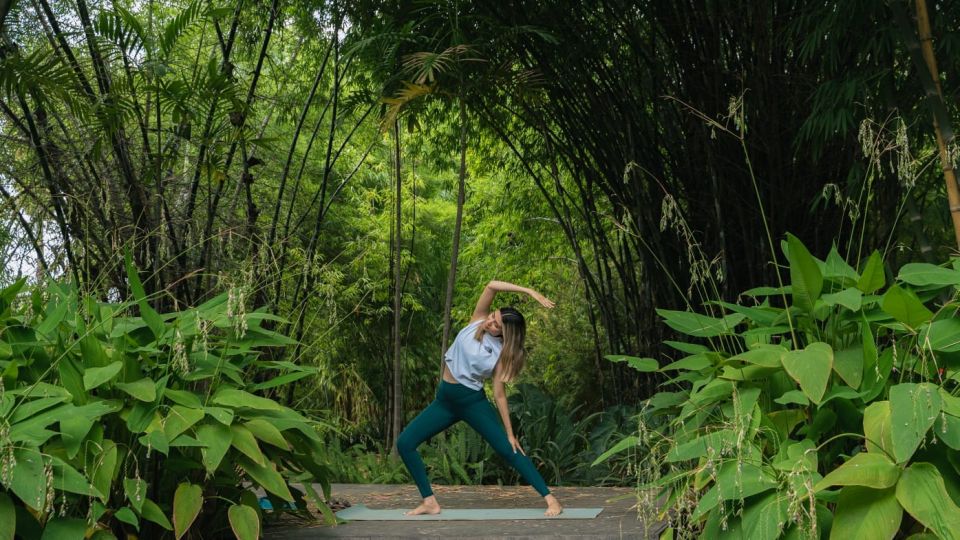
[508,434,526,455]
[529,290,556,309]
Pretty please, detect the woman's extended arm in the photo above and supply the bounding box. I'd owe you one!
[492,363,525,455]
[470,280,556,322]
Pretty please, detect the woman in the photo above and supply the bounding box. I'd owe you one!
[396,280,564,517]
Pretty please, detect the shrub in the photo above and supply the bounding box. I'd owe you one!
[599,234,960,539]
[0,255,332,539]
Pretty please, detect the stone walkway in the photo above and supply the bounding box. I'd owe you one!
[264,483,665,539]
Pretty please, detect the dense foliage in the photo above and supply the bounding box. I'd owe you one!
[598,235,960,538]
[0,257,332,538]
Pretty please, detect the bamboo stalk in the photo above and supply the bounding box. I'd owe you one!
[915,0,960,248]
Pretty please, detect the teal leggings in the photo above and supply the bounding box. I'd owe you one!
[397,380,551,498]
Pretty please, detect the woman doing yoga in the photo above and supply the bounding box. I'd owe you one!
[396,280,564,516]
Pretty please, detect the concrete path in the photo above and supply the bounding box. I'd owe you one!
[264,483,665,540]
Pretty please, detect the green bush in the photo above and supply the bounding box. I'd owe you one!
[599,234,960,539]
[0,255,333,539]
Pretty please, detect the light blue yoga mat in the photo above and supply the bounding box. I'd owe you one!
[336,504,603,520]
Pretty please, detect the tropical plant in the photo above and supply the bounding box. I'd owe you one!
[598,234,960,539]
[0,255,334,538]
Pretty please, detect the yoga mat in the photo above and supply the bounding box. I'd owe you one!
[336,504,603,520]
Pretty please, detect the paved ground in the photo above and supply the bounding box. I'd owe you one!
[264,483,665,539]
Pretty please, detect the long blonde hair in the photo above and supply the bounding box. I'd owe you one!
[475,307,526,382]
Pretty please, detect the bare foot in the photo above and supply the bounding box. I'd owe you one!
[544,494,563,517]
[404,495,441,516]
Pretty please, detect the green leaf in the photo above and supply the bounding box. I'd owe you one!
[920,318,960,352]
[897,262,960,287]
[39,518,86,540]
[730,345,785,368]
[204,406,234,425]
[87,440,118,503]
[774,390,809,406]
[830,486,902,540]
[655,309,745,338]
[124,477,147,513]
[238,456,293,502]
[889,383,941,463]
[116,378,156,402]
[881,284,933,328]
[51,456,102,497]
[230,424,266,465]
[173,482,203,539]
[10,447,44,511]
[787,233,823,312]
[163,406,204,441]
[833,347,864,389]
[863,401,894,457]
[857,251,885,294]
[822,287,863,311]
[228,504,260,540]
[896,463,960,540]
[245,419,289,450]
[0,493,14,540]
[660,354,713,371]
[815,452,899,491]
[212,388,284,411]
[591,436,638,466]
[124,250,165,339]
[83,361,123,390]
[824,245,860,283]
[781,342,833,405]
[197,423,233,472]
[604,355,658,372]
[667,429,738,462]
[247,370,318,391]
[163,388,203,408]
[140,498,173,530]
[694,462,778,519]
[739,490,789,540]
[115,507,139,529]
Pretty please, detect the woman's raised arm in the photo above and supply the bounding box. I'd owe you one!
[470,280,556,322]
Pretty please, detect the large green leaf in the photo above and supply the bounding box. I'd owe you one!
[880,285,933,328]
[693,462,778,518]
[0,492,14,540]
[197,423,233,472]
[857,251,885,294]
[10,447,44,511]
[238,456,294,501]
[141,498,173,531]
[824,245,860,283]
[864,401,894,457]
[667,429,738,462]
[896,463,960,540]
[86,439,118,503]
[228,504,260,540]
[781,342,833,404]
[920,318,960,352]
[173,482,203,540]
[889,383,941,463]
[822,287,863,311]
[39,518,86,540]
[163,405,204,441]
[897,262,960,287]
[830,486,901,540]
[116,378,156,402]
[124,477,147,513]
[212,389,284,411]
[124,249,165,339]
[82,361,123,390]
[655,309,745,338]
[604,355,658,372]
[230,424,266,465]
[737,490,789,540]
[833,346,863,389]
[245,419,289,450]
[787,233,823,312]
[814,452,899,491]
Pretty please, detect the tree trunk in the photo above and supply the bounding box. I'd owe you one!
[914,0,960,248]
[440,93,468,376]
[390,120,403,457]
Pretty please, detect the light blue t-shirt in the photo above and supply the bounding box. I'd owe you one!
[444,319,504,390]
